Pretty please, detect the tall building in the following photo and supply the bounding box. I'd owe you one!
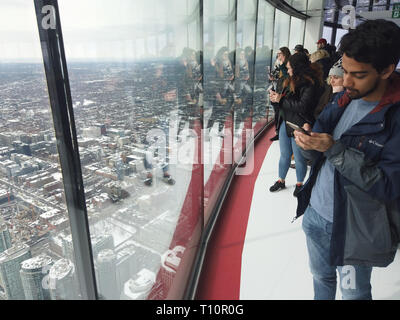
[96,249,118,300]
[0,243,31,300]
[0,220,12,254]
[115,243,138,294]
[61,233,114,263]
[91,234,115,260]
[20,253,53,300]
[49,258,80,300]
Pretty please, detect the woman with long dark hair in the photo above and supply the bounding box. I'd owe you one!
[269,47,291,141]
[269,52,324,197]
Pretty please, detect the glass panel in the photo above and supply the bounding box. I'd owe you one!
[253,1,275,133]
[373,0,388,11]
[288,17,305,55]
[272,10,290,66]
[290,0,308,12]
[0,1,81,300]
[322,26,333,46]
[203,0,235,223]
[335,28,349,48]
[390,0,400,10]
[233,0,257,164]
[58,0,203,300]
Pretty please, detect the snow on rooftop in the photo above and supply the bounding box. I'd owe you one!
[0,243,30,262]
[49,259,75,280]
[21,254,52,271]
[97,249,116,263]
[40,208,60,220]
[122,268,155,300]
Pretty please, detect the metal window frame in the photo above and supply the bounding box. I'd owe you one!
[266,0,309,19]
[33,0,98,300]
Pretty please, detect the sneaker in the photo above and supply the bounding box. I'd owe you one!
[163,174,175,185]
[144,176,153,186]
[293,184,303,197]
[269,180,285,192]
[289,163,296,169]
[270,134,279,141]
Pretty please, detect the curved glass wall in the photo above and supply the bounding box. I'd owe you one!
[0,0,306,300]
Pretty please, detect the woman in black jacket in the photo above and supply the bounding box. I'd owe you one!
[269,52,324,197]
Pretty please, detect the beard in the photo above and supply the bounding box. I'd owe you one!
[345,77,380,100]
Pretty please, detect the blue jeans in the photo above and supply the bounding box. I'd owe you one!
[278,124,307,182]
[302,205,373,300]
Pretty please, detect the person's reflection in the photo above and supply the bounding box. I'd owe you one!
[177,48,202,141]
[143,63,176,186]
[254,45,271,122]
[245,46,255,85]
[205,46,234,139]
[234,48,253,136]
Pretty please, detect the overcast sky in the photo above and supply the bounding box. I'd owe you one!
[0,0,202,62]
[0,0,264,62]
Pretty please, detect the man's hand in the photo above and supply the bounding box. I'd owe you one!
[294,124,335,153]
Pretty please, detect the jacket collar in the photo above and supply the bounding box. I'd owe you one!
[337,72,400,113]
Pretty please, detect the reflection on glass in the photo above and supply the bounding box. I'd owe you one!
[0,1,81,300]
[58,0,203,300]
[203,0,235,223]
[253,0,275,132]
[0,0,304,301]
[233,0,257,164]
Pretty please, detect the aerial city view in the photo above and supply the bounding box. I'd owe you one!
[0,44,269,299]
[0,58,204,300]
[0,0,277,300]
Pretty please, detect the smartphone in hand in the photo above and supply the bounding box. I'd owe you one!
[286,121,311,136]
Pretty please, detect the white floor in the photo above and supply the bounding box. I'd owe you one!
[240,141,400,300]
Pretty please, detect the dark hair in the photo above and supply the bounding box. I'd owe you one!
[284,52,323,93]
[279,47,291,65]
[339,19,400,73]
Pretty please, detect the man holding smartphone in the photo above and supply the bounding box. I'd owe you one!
[293,19,400,300]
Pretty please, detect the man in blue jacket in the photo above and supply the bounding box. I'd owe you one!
[294,19,400,300]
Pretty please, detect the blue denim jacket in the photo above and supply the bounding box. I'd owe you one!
[296,72,400,267]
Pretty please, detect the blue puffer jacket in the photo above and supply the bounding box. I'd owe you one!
[296,72,400,267]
